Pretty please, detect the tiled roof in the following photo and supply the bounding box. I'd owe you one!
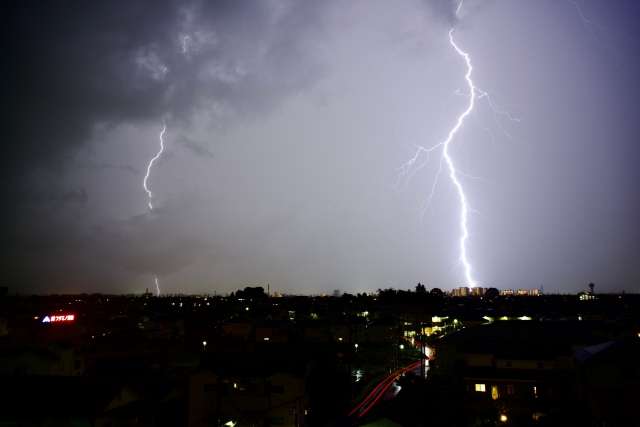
[573,338,640,364]
[196,352,310,379]
[88,356,159,374]
[0,375,129,421]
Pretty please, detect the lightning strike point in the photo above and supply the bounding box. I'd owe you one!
[155,278,160,296]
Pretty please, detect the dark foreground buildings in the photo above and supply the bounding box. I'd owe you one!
[0,288,639,426]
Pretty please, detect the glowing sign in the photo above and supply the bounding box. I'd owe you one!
[42,315,74,323]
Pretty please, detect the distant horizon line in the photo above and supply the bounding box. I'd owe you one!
[2,290,637,297]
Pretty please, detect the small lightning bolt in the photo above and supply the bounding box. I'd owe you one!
[142,118,166,296]
[395,1,520,288]
[569,0,639,70]
[182,36,190,53]
[143,116,166,210]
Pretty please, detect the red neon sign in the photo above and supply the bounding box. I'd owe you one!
[42,315,75,323]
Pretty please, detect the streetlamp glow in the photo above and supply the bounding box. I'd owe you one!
[500,414,507,422]
[400,344,404,350]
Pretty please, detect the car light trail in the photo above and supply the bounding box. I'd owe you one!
[354,361,422,418]
[348,365,408,417]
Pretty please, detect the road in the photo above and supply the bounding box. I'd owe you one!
[348,338,435,418]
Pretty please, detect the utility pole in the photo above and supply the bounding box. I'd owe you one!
[215,303,225,427]
[348,315,353,402]
[216,329,222,427]
[421,316,425,379]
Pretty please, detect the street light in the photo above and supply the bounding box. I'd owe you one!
[202,341,207,351]
[399,344,404,350]
[355,343,358,353]
[500,414,507,422]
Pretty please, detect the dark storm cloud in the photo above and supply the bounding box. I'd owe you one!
[3,0,640,295]
[82,163,139,174]
[0,0,332,187]
[0,0,335,288]
[421,0,459,25]
[174,136,214,159]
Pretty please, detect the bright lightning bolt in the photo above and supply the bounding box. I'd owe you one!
[155,278,160,296]
[440,25,476,288]
[395,1,520,288]
[143,116,166,210]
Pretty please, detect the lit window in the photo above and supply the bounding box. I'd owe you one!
[533,386,537,395]
[507,385,514,394]
[264,337,270,341]
[475,384,486,392]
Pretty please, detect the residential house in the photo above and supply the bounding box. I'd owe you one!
[294,319,332,343]
[366,318,396,343]
[433,320,614,410]
[11,317,83,344]
[574,338,640,426]
[255,320,293,344]
[0,375,152,427]
[189,353,312,427]
[0,341,83,376]
[222,317,255,341]
[144,315,184,340]
[333,317,366,343]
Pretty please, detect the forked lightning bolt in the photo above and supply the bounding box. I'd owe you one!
[395,1,519,288]
[143,116,166,210]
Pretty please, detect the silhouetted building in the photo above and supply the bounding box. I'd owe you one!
[189,354,311,427]
[574,338,640,425]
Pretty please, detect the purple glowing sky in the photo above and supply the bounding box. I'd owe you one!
[2,0,639,295]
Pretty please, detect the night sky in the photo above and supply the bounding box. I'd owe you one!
[2,0,640,295]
